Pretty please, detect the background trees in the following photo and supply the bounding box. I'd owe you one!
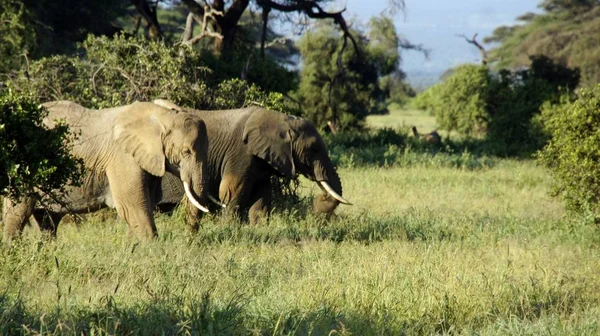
[485,0,600,87]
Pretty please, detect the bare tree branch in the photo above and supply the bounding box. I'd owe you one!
[182,5,224,46]
[260,5,271,58]
[457,33,488,65]
[256,0,360,57]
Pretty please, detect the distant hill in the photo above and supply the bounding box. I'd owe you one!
[486,0,600,87]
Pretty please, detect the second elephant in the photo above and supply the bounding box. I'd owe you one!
[153,99,351,225]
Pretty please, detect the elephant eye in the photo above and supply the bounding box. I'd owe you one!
[182,148,192,156]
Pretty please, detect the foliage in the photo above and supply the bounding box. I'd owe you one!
[0,0,129,74]
[412,64,490,137]
[0,90,82,200]
[486,0,600,87]
[9,34,286,112]
[0,0,36,74]
[486,55,579,155]
[1,155,599,334]
[295,16,410,131]
[537,85,600,221]
[414,56,579,156]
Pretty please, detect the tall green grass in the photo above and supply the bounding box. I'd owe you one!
[1,107,598,334]
[2,158,600,334]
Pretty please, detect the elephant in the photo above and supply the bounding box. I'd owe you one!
[2,100,211,242]
[152,99,351,225]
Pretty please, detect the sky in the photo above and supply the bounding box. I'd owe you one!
[330,0,542,87]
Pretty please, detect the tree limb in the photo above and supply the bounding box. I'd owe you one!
[260,5,271,58]
[130,0,163,39]
[457,33,488,65]
[182,5,224,46]
[256,0,360,57]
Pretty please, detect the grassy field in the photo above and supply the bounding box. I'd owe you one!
[2,108,600,335]
[366,104,437,134]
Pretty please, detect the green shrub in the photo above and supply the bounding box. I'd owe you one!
[413,65,490,137]
[413,56,579,156]
[0,90,82,200]
[537,84,600,220]
[9,34,287,112]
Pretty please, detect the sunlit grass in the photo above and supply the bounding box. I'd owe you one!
[1,106,598,334]
[2,157,600,334]
[367,106,437,133]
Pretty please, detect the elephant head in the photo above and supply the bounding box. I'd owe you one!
[113,102,210,213]
[243,109,351,214]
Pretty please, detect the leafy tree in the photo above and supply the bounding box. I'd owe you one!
[295,16,409,131]
[486,0,600,87]
[537,84,600,221]
[413,64,490,137]
[0,90,82,200]
[414,55,579,155]
[0,0,129,75]
[0,0,36,74]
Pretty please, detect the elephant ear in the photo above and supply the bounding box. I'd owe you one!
[243,108,295,178]
[113,103,167,177]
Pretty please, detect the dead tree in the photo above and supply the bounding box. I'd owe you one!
[457,33,488,65]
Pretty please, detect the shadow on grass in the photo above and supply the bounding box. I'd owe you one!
[180,209,589,247]
[2,288,592,335]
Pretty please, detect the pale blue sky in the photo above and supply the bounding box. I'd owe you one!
[331,0,541,86]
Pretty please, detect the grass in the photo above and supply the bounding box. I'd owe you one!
[1,107,600,335]
[366,106,437,134]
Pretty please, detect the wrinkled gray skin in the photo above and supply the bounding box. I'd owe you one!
[153,99,350,225]
[2,101,210,242]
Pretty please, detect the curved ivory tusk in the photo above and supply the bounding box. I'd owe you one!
[207,194,226,208]
[319,181,353,205]
[183,182,210,213]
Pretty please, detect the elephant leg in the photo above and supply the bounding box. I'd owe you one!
[219,174,251,222]
[107,168,157,240]
[31,210,64,237]
[3,197,36,242]
[248,177,272,225]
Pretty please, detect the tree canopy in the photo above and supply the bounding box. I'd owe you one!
[485,0,600,87]
[295,15,405,131]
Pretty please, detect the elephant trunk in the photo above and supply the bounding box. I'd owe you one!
[182,167,210,213]
[312,161,351,215]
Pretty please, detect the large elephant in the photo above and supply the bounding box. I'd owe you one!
[2,100,211,242]
[152,99,351,225]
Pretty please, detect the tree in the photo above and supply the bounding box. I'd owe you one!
[537,84,600,221]
[485,0,600,87]
[295,15,407,131]
[0,0,129,74]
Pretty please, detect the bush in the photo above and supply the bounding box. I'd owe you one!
[413,56,580,156]
[537,84,600,220]
[0,90,82,200]
[9,34,287,112]
[413,64,490,137]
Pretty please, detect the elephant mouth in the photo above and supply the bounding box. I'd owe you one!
[318,180,352,205]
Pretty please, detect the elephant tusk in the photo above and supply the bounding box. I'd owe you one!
[183,182,210,213]
[319,181,352,205]
[208,194,226,208]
